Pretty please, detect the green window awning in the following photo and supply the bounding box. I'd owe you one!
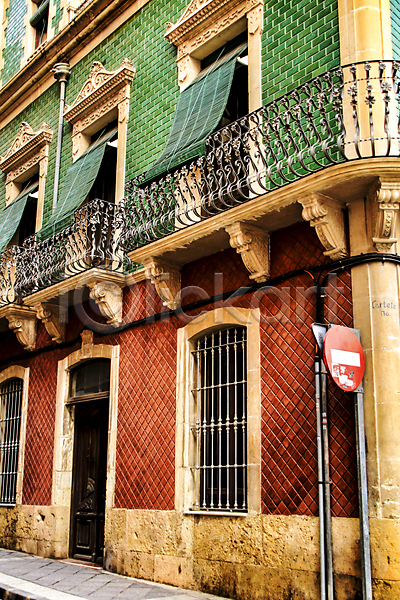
[144,42,247,182]
[30,0,49,27]
[0,182,38,253]
[38,128,117,240]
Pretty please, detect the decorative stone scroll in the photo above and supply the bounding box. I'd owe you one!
[143,258,181,310]
[298,192,347,260]
[5,306,37,351]
[225,222,270,282]
[87,280,124,326]
[369,178,400,253]
[35,302,66,343]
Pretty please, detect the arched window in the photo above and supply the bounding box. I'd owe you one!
[192,327,247,512]
[0,378,23,504]
[69,359,110,403]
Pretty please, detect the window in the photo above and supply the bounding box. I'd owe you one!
[0,378,23,505]
[30,0,49,50]
[192,327,247,512]
[68,359,110,403]
[175,308,261,516]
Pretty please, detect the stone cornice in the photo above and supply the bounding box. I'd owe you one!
[165,0,246,46]
[64,59,136,125]
[0,122,53,175]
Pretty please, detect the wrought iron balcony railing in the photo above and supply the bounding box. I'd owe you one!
[1,60,399,304]
[0,198,125,303]
[120,59,400,251]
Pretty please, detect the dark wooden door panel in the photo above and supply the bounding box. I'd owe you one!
[70,399,109,563]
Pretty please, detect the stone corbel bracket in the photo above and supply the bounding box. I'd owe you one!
[143,258,181,310]
[5,306,37,351]
[369,178,400,253]
[226,222,270,282]
[87,280,124,326]
[298,192,347,260]
[35,302,66,343]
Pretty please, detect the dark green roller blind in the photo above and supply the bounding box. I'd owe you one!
[30,0,49,27]
[38,128,117,240]
[0,182,38,253]
[144,43,247,182]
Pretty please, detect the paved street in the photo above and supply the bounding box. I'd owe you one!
[0,549,227,600]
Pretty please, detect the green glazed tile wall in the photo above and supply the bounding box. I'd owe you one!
[0,0,341,226]
[262,0,340,103]
[2,0,26,85]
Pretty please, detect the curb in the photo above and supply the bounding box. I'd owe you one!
[0,584,49,600]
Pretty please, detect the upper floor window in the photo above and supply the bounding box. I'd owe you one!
[30,0,50,50]
[192,327,247,512]
[0,378,23,505]
[144,40,248,182]
[0,121,52,252]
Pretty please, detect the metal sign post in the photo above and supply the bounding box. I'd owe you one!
[312,324,373,600]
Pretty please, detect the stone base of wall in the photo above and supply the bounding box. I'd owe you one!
[0,505,69,558]
[0,507,399,600]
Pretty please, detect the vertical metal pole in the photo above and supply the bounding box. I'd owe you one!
[321,360,334,600]
[51,63,70,212]
[315,356,327,600]
[355,385,373,600]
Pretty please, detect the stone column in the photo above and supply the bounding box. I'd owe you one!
[348,178,400,590]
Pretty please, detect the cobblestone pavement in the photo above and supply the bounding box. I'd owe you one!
[0,549,227,600]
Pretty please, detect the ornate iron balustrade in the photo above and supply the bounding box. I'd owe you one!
[0,245,20,305]
[120,60,400,251]
[1,60,399,302]
[6,198,126,300]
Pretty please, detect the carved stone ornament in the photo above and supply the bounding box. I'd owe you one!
[165,0,247,48]
[35,302,66,343]
[225,222,270,282]
[5,306,37,352]
[0,122,52,177]
[298,192,347,260]
[369,178,400,253]
[64,58,136,125]
[80,329,94,358]
[87,280,124,326]
[143,258,181,310]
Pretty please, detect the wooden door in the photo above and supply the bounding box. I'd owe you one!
[70,399,109,563]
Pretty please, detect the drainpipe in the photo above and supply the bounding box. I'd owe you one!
[51,62,70,212]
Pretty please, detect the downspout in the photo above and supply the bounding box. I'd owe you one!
[51,62,70,212]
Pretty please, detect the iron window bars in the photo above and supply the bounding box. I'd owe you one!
[191,327,247,512]
[0,378,23,505]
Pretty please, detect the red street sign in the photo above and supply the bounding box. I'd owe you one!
[323,325,365,392]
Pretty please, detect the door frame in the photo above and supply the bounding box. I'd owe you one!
[52,341,120,557]
[69,397,110,562]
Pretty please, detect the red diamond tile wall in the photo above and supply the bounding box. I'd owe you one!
[109,319,177,510]
[22,342,58,505]
[0,221,357,517]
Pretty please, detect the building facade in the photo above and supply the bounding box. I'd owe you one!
[0,0,399,599]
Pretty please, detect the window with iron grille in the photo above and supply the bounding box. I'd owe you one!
[191,327,247,512]
[0,379,23,505]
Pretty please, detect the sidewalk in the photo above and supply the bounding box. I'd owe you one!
[0,549,227,600]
